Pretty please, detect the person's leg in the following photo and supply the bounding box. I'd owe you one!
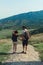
[24,45,27,52]
[21,44,27,54]
[23,45,24,52]
[26,45,27,51]
[25,44,28,51]
[22,44,27,53]
[13,42,17,53]
[13,43,15,53]
[24,41,28,54]
[21,43,25,53]
[24,45,26,54]
[26,40,28,51]
[22,41,27,53]
[15,43,17,52]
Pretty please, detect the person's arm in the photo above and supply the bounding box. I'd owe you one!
[18,34,25,40]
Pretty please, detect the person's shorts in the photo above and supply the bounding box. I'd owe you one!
[22,40,28,46]
[13,42,17,45]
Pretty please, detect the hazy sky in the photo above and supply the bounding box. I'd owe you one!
[0,0,43,19]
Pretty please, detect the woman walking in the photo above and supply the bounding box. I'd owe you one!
[12,30,18,53]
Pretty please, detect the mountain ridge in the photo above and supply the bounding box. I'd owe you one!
[0,10,43,29]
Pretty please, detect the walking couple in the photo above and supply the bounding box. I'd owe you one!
[12,26,30,54]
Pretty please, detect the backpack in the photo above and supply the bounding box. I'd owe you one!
[24,31,30,40]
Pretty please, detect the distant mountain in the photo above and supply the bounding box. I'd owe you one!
[30,28,43,35]
[0,10,43,30]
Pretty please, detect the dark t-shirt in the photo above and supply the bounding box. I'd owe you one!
[12,34,18,42]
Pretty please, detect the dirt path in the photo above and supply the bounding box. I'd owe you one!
[4,44,40,62]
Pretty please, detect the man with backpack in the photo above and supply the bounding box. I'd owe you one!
[21,26,30,54]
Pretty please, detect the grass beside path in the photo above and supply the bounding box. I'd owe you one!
[32,43,43,61]
[29,33,43,61]
[0,39,12,62]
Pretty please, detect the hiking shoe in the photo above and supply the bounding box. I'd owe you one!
[24,52,26,54]
[21,51,24,53]
[13,52,16,54]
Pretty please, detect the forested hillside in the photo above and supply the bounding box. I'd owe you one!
[0,10,43,30]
